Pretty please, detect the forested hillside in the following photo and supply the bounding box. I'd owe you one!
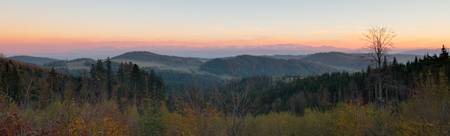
[200,55,339,77]
[112,51,203,72]
[0,48,449,135]
[1,57,164,107]
[216,53,448,115]
[0,57,166,135]
[10,51,419,91]
[301,52,372,71]
[9,55,60,66]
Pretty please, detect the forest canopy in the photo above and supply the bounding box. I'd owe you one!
[0,46,449,135]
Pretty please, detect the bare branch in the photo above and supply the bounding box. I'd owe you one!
[362,26,395,68]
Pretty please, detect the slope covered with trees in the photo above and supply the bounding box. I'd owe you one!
[9,55,59,66]
[0,47,449,135]
[112,51,203,72]
[1,57,164,108]
[209,47,449,115]
[301,52,372,71]
[0,57,166,135]
[200,55,339,77]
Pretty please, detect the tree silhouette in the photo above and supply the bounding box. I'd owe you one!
[105,57,113,99]
[363,26,395,104]
[439,44,449,61]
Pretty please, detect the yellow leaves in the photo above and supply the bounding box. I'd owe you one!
[68,117,88,136]
[163,112,189,136]
[333,104,374,135]
[394,118,439,136]
[243,112,301,136]
[1,91,448,136]
[0,112,33,136]
[394,119,422,136]
[68,116,129,136]
[100,117,129,136]
[393,115,449,136]
[162,105,227,136]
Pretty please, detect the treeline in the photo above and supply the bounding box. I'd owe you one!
[0,58,164,111]
[207,47,450,116]
[161,47,449,135]
[1,48,449,135]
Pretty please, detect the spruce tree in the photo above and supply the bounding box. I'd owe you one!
[106,57,113,99]
[7,64,21,103]
[392,57,398,66]
[47,68,58,101]
[439,44,449,61]
[414,56,419,64]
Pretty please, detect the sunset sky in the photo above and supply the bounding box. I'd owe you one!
[1,0,450,58]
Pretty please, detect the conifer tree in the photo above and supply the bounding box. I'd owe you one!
[47,68,58,101]
[131,64,143,91]
[439,44,449,61]
[106,57,113,99]
[392,57,398,66]
[7,64,21,103]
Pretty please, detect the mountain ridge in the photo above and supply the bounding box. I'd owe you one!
[9,55,60,66]
[111,51,203,72]
[200,55,339,77]
[10,51,420,80]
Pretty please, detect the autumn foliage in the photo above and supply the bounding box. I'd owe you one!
[1,48,449,135]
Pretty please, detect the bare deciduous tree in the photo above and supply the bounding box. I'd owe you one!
[212,84,252,136]
[363,26,395,104]
[363,26,395,68]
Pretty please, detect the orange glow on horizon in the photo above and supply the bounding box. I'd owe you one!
[1,33,446,50]
[0,25,448,51]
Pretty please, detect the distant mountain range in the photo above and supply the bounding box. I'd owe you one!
[44,58,96,70]
[112,51,204,72]
[397,48,441,56]
[9,55,60,66]
[200,55,338,77]
[288,52,417,71]
[9,51,420,76]
[8,51,420,89]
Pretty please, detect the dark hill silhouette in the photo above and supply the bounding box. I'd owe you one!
[9,55,59,66]
[301,52,372,71]
[112,51,202,66]
[111,51,203,72]
[200,55,338,77]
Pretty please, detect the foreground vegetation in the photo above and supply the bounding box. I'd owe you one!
[1,80,448,136]
[1,47,449,135]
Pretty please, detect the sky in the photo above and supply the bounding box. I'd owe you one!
[1,0,450,58]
